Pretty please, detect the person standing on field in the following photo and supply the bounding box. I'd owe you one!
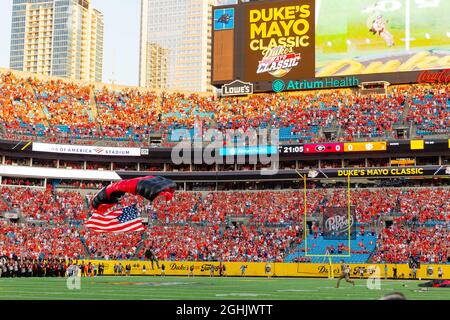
[336,260,355,288]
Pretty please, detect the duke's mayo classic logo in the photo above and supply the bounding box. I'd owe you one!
[249,3,312,78]
[256,46,302,77]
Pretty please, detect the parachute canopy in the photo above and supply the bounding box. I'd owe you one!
[91,176,176,211]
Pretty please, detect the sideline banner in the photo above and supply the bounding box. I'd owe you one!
[82,260,450,279]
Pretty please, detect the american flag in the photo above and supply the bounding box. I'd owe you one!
[85,204,144,233]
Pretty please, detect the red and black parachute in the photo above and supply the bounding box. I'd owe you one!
[91,176,176,212]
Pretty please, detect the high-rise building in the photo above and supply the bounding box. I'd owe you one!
[139,0,222,92]
[10,0,104,82]
[144,42,169,89]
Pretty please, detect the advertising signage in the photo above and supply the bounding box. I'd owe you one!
[303,142,343,154]
[221,80,254,96]
[212,0,450,92]
[305,166,450,179]
[279,139,449,155]
[32,142,142,157]
[272,76,360,92]
[245,0,315,82]
[417,69,450,84]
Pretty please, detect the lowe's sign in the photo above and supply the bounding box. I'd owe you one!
[221,80,254,96]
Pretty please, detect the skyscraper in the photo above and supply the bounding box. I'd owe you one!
[10,0,104,82]
[145,42,169,90]
[139,0,221,92]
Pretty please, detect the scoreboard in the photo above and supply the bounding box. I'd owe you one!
[278,139,449,155]
[344,142,386,152]
[304,143,343,154]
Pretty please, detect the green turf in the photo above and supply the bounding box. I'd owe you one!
[0,276,448,300]
[316,0,450,63]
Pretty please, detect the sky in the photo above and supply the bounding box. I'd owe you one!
[0,0,140,86]
[0,0,241,86]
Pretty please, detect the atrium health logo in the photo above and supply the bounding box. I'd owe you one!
[272,79,285,93]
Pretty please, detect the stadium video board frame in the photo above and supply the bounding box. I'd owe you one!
[212,0,450,93]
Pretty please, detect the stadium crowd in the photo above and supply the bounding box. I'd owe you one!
[1,186,88,222]
[0,256,106,278]
[373,224,449,264]
[0,72,448,145]
[0,71,448,268]
[141,224,300,262]
[0,221,84,261]
[0,185,448,266]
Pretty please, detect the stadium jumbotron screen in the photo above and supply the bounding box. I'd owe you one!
[212,0,450,91]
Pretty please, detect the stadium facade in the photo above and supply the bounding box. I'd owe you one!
[9,0,104,82]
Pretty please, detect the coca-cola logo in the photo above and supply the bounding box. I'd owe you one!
[417,69,450,84]
[324,215,354,233]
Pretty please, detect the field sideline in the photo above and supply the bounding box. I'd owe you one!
[0,276,448,300]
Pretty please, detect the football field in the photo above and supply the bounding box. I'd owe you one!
[315,0,450,75]
[0,276,448,300]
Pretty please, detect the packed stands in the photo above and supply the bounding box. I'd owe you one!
[1,71,448,146]
[405,84,449,136]
[0,221,84,260]
[0,185,448,264]
[0,70,448,267]
[1,186,88,222]
[81,229,142,260]
[372,224,449,264]
[142,224,299,262]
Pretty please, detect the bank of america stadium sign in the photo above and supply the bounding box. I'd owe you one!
[32,142,141,157]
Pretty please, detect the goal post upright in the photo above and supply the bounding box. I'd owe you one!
[348,174,351,256]
[295,170,307,273]
[294,170,353,276]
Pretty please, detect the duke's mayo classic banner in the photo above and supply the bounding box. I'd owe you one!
[245,0,315,82]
